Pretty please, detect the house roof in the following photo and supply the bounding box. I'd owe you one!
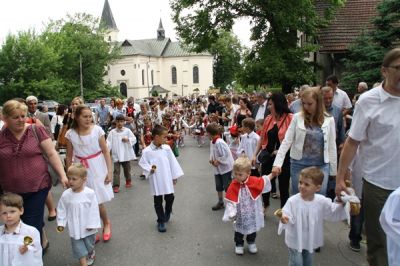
[100,0,118,30]
[316,0,381,53]
[118,38,211,58]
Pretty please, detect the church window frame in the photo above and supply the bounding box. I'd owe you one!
[193,65,199,84]
[171,66,177,85]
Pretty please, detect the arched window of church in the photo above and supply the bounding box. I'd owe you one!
[171,66,177,84]
[142,69,145,85]
[151,70,154,85]
[193,66,199,84]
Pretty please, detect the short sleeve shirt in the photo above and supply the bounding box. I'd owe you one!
[349,85,400,190]
[0,125,51,193]
[333,88,352,110]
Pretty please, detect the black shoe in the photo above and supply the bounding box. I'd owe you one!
[157,222,166,233]
[314,247,321,253]
[165,212,171,223]
[349,241,361,252]
[42,241,50,256]
[47,214,56,222]
[212,202,224,211]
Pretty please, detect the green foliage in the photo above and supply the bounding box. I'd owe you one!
[0,13,119,104]
[171,0,345,92]
[0,31,63,103]
[342,0,400,89]
[208,30,242,91]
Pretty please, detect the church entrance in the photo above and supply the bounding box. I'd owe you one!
[120,82,127,97]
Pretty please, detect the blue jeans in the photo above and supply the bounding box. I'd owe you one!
[290,160,329,196]
[288,248,313,266]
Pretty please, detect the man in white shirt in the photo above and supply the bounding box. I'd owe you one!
[326,75,352,114]
[336,48,400,266]
[252,93,269,121]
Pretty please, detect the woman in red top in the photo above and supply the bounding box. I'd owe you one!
[252,93,293,209]
[0,100,68,249]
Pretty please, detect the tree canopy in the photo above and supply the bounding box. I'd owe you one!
[342,0,400,89]
[171,0,345,92]
[0,13,120,104]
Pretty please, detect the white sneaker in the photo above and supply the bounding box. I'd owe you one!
[248,243,258,254]
[235,246,244,255]
[87,250,95,265]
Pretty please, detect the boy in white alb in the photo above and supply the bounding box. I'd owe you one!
[0,193,42,266]
[206,123,234,211]
[380,187,400,266]
[57,164,101,266]
[279,167,346,266]
[237,118,260,176]
[106,114,137,193]
[139,125,184,233]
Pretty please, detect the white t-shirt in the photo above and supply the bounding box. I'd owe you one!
[349,85,400,190]
[333,88,352,110]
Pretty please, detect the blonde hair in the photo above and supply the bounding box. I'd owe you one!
[67,163,87,179]
[233,157,252,173]
[2,100,28,117]
[301,87,325,127]
[299,166,324,185]
[71,96,84,105]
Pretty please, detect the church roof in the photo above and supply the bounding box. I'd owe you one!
[100,0,118,30]
[316,0,380,53]
[118,38,211,58]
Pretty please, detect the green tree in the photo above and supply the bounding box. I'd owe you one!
[0,31,63,103]
[342,0,400,89]
[42,13,120,102]
[171,0,345,93]
[209,30,242,91]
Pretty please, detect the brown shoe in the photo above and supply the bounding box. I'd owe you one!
[212,202,224,211]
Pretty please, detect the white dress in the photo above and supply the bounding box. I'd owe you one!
[106,127,137,162]
[139,143,184,196]
[66,126,114,204]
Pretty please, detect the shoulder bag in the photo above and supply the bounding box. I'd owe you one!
[32,124,60,186]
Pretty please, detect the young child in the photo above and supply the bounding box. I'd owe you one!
[228,125,240,160]
[255,119,264,136]
[57,163,101,266]
[237,118,260,176]
[223,157,273,255]
[139,125,184,233]
[106,114,137,193]
[206,122,234,211]
[190,112,206,147]
[66,105,113,242]
[0,193,43,266]
[278,167,346,266]
[380,187,400,266]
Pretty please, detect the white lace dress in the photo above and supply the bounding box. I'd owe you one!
[66,126,114,204]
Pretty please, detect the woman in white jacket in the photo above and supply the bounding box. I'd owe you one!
[272,87,337,196]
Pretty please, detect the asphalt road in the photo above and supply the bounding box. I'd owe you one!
[43,136,367,266]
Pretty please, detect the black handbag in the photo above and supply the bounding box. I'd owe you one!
[257,149,271,164]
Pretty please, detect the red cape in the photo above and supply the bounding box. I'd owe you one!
[225,176,264,204]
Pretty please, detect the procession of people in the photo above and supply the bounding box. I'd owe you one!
[1,48,400,266]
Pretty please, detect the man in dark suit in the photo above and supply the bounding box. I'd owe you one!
[26,95,54,140]
[251,92,270,121]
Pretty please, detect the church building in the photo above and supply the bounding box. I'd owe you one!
[101,0,214,99]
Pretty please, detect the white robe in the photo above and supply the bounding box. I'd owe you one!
[139,143,184,196]
[57,187,101,240]
[278,194,346,253]
[0,222,43,266]
[380,187,400,266]
[223,175,272,234]
[237,131,260,168]
[106,127,137,162]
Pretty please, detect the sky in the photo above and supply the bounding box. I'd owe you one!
[0,0,252,46]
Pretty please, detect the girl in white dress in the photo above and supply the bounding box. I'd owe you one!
[66,105,113,242]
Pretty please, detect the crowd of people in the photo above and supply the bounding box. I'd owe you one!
[0,48,400,266]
